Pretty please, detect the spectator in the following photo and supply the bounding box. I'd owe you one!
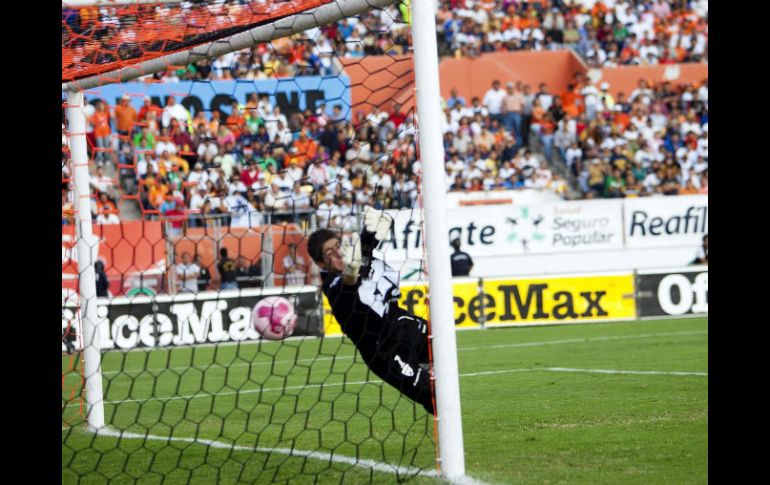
[691,234,708,265]
[450,238,473,277]
[217,248,238,290]
[162,96,190,129]
[482,80,506,124]
[114,94,137,138]
[175,251,200,293]
[89,100,113,166]
[95,260,110,298]
[195,254,211,292]
[282,243,308,286]
[138,96,163,123]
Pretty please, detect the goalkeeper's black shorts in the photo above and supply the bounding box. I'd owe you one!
[362,307,434,415]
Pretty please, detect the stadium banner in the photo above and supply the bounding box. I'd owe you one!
[623,195,708,249]
[62,287,322,352]
[378,199,624,262]
[636,266,708,317]
[323,271,636,335]
[79,77,352,119]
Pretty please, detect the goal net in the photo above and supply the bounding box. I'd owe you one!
[62,1,452,483]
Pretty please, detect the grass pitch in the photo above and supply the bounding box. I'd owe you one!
[62,316,707,484]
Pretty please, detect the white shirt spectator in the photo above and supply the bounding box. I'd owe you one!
[634,147,656,168]
[162,102,190,129]
[282,254,307,286]
[697,136,708,158]
[289,189,312,210]
[565,146,583,167]
[536,92,553,111]
[155,140,177,157]
[316,200,339,229]
[680,120,702,137]
[307,163,328,187]
[187,168,210,188]
[197,141,218,161]
[499,164,516,180]
[90,172,115,195]
[95,213,120,225]
[447,158,466,177]
[174,259,200,294]
[136,157,159,178]
[482,86,507,115]
[189,191,206,211]
[274,173,294,193]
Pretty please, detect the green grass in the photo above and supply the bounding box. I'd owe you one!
[62,316,708,484]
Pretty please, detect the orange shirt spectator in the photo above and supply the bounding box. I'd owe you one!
[530,101,546,128]
[96,195,117,214]
[290,131,318,168]
[114,96,138,134]
[90,107,111,138]
[612,110,631,131]
[591,1,608,18]
[225,102,247,137]
[149,183,170,209]
[679,180,699,195]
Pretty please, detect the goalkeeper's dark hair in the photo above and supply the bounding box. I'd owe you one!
[308,228,340,263]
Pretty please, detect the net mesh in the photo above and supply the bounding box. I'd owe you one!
[62,1,439,484]
[62,0,332,83]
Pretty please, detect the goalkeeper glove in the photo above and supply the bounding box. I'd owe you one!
[363,206,393,241]
[340,235,362,281]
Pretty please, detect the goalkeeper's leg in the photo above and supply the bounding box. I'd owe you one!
[368,309,434,414]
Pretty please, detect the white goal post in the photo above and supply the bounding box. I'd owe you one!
[411,0,465,479]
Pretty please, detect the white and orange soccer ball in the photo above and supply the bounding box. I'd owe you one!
[252,296,297,340]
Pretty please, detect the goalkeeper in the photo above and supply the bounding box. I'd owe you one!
[308,207,434,414]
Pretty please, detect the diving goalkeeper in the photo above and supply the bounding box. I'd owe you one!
[308,207,434,414]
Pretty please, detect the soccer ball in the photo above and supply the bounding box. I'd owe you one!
[252,296,297,340]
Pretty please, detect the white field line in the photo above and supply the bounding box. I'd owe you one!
[62,426,499,485]
[64,426,440,479]
[463,367,707,378]
[64,364,706,408]
[89,330,706,377]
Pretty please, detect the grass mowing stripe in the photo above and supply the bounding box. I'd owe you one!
[80,330,706,377]
[459,330,707,351]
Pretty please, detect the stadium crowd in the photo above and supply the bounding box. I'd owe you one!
[61,0,708,228]
[63,1,707,83]
[436,0,707,66]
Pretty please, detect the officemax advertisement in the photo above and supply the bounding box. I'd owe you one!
[62,287,322,351]
[323,271,637,335]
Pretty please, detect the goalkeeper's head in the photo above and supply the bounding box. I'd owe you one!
[308,229,344,273]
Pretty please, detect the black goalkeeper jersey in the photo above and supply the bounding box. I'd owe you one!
[320,258,434,414]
